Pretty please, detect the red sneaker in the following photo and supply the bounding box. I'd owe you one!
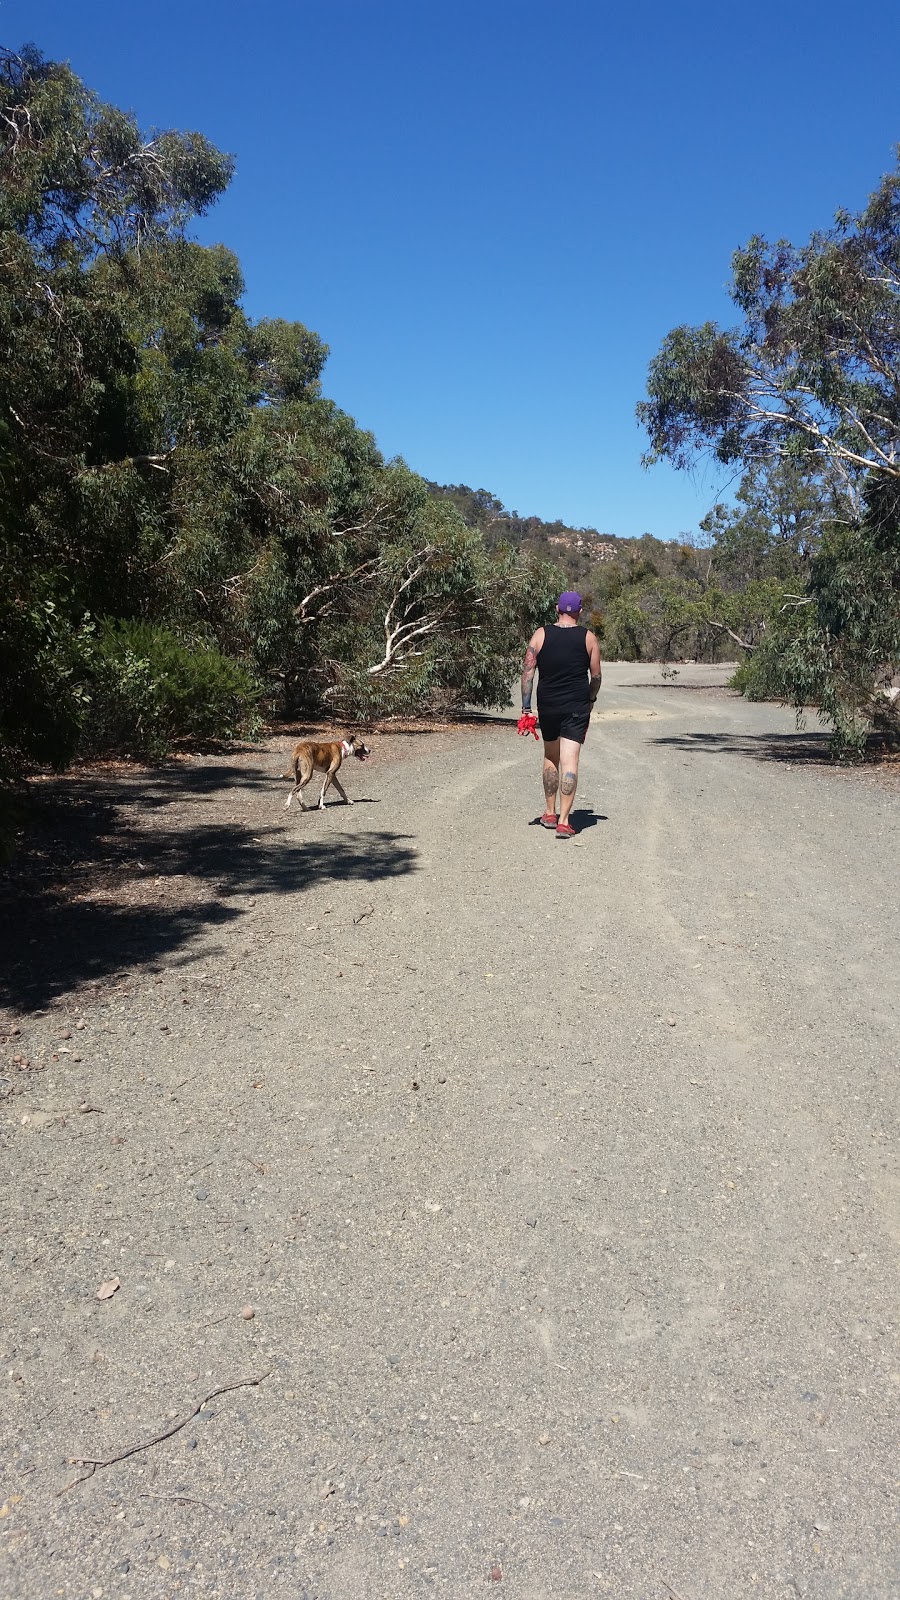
[539,812,558,829]
[556,821,576,838]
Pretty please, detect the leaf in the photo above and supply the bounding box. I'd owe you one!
[95,1276,121,1300]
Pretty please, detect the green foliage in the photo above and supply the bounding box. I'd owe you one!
[638,323,748,471]
[638,158,900,492]
[581,462,829,667]
[781,511,899,757]
[0,590,92,780]
[638,154,900,752]
[700,462,824,585]
[0,584,95,861]
[86,621,259,757]
[425,483,715,623]
[1,39,562,843]
[302,497,563,719]
[0,44,232,257]
[597,596,647,660]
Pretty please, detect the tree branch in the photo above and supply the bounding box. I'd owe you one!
[294,556,384,622]
[706,619,758,652]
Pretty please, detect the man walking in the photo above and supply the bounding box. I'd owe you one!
[520,591,601,837]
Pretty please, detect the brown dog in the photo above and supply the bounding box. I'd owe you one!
[282,734,371,811]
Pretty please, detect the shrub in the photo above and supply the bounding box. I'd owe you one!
[730,514,900,757]
[728,638,794,702]
[86,621,259,757]
[0,591,94,860]
[0,594,91,782]
[598,596,647,661]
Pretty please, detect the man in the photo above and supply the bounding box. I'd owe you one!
[520,591,601,837]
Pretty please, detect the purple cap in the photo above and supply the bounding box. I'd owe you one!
[557,591,583,614]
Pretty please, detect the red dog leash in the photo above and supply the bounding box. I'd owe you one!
[517,712,539,739]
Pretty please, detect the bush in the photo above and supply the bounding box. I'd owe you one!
[0,593,91,782]
[86,621,259,757]
[728,638,793,702]
[598,596,647,660]
[0,591,94,860]
[731,514,900,758]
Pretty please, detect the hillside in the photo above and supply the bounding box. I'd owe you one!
[425,481,694,610]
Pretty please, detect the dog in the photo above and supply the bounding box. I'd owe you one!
[282,734,371,811]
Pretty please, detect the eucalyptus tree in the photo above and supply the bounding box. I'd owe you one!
[1,43,560,828]
[638,156,900,753]
[0,43,237,776]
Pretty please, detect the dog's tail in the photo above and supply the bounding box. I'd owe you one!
[280,769,294,780]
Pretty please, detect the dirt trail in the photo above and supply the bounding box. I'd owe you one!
[1,664,898,1599]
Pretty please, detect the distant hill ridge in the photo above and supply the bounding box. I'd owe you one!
[425,481,692,601]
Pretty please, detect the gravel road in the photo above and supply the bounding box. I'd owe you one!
[1,664,898,1600]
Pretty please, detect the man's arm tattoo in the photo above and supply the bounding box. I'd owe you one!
[521,645,538,710]
[560,770,577,796]
[589,673,602,703]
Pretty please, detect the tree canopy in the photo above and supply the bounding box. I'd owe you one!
[638,155,900,755]
[0,45,561,837]
[638,159,900,504]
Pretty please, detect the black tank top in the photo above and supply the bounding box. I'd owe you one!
[536,624,590,712]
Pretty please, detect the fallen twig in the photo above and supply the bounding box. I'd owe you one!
[140,1490,224,1512]
[353,905,375,925]
[57,1370,272,1495]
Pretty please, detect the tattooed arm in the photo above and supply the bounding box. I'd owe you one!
[521,629,543,711]
[586,630,602,703]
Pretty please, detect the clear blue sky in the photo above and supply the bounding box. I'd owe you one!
[5,1,900,536]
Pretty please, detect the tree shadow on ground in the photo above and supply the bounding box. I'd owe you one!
[59,757,286,809]
[649,730,835,764]
[1,769,417,1011]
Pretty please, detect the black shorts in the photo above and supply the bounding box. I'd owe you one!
[537,705,590,744]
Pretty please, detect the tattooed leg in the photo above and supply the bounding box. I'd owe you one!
[542,737,560,814]
[557,737,581,825]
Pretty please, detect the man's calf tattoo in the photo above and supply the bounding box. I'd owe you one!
[543,766,559,798]
[561,770,577,796]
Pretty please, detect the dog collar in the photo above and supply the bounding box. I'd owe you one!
[341,739,352,756]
